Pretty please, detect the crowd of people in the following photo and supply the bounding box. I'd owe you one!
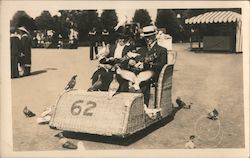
[88,25,168,107]
[10,26,32,79]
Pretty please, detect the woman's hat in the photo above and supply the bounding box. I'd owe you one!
[18,27,29,33]
[141,25,157,37]
[116,26,131,39]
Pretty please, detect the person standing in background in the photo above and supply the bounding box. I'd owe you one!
[101,28,110,46]
[10,28,22,78]
[18,27,32,76]
[88,27,99,60]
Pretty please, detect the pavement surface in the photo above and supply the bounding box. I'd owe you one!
[11,43,244,151]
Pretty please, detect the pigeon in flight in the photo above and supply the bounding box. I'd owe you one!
[23,106,36,117]
[65,75,77,91]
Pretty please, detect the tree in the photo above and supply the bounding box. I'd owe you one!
[132,9,152,28]
[10,11,36,32]
[78,10,99,41]
[155,9,182,42]
[100,10,118,30]
[35,11,56,31]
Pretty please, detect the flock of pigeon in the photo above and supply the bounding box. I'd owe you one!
[174,97,219,149]
[23,75,219,149]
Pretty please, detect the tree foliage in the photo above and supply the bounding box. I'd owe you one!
[10,11,36,32]
[77,10,99,41]
[100,10,118,30]
[132,9,152,28]
[155,9,182,42]
[35,11,57,32]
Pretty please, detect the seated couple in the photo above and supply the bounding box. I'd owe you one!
[88,25,168,107]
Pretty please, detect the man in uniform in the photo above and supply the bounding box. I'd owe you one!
[88,27,99,60]
[18,27,32,76]
[10,28,22,78]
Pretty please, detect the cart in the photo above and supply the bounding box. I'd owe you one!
[49,50,177,138]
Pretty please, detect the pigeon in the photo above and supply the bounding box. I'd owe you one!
[59,137,77,150]
[185,135,196,149]
[176,97,187,108]
[65,75,77,91]
[23,106,36,117]
[114,15,127,31]
[40,106,52,117]
[108,74,120,99]
[36,115,51,124]
[207,108,219,120]
[88,74,102,91]
[54,132,64,139]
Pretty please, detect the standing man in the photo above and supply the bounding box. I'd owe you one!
[18,27,32,76]
[10,28,22,78]
[101,28,110,46]
[88,27,99,60]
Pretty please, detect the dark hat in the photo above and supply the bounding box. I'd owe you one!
[116,26,131,39]
[117,32,130,39]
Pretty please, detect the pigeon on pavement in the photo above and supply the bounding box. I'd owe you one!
[23,106,36,117]
[54,132,64,139]
[175,97,188,108]
[207,108,219,120]
[65,75,77,91]
[60,138,77,149]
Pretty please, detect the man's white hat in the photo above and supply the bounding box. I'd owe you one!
[18,27,29,33]
[141,25,158,37]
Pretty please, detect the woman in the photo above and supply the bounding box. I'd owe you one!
[88,30,136,92]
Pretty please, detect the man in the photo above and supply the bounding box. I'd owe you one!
[101,28,110,46]
[10,28,22,78]
[89,29,136,92]
[18,27,32,76]
[88,27,99,60]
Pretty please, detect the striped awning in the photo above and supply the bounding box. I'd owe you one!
[185,11,241,24]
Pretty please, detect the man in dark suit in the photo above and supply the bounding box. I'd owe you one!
[10,28,22,78]
[89,30,136,92]
[133,25,168,106]
[18,27,32,76]
[88,27,99,60]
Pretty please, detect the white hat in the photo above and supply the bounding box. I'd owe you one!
[18,27,29,33]
[141,25,157,37]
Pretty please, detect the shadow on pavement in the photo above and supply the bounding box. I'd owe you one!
[62,106,183,146]
[19,68,58,77]
[30,70,47,76]
[45,68,58,70]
